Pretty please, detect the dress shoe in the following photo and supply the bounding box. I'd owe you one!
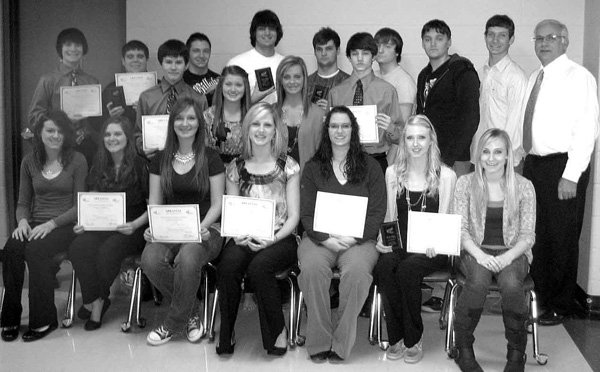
[77,305,92,320]
[1,326,19,342]
[84,298,111,331]
[328,351,345,364]
[267,346,287,356]
[22,322,58,342]
[309,350,330,363]
[539,310,565,326]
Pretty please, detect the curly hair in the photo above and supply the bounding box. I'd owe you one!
[32,110,76,170]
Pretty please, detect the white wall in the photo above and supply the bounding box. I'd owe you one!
[127,0,585,80]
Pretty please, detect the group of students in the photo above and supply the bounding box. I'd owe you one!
[1,8,597,372]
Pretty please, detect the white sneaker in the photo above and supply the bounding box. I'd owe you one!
[386,340,407,360]
[147,325,174,346]
[404,339,423,364]
[187,315,205,343]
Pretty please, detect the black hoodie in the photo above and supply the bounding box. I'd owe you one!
[416,54,480,166]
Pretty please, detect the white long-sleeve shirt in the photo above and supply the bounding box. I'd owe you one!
[525,54,599,182]
[471,54,527,164]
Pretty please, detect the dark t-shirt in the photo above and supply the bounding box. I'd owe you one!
[149,148,224,218]
[183,69,220,106]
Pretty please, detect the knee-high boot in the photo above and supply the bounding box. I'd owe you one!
[454,307,484,372]
[503,310,527,372]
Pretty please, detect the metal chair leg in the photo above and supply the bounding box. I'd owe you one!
[135,267,146,328]
[61,266,75,328]
[201,268,209,338]
[368,284,378,345]
[122,267,141,332]
[439,278,453,329]
[529,289,548,365]
[208,288,219,341]
[376,293,389,350]
[295,290,305,346]
[287,277,296,347]
[445,280,459,358]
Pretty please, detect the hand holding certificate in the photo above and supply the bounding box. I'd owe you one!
[313,191,368,238]
[142,115,169,151]
[346,105,378,144]
[148,204,202,243]
[60,84,102,120]
[221,195,276,241]
[115,72,157,105]
[77,192,126,231]
[406,211,461,256]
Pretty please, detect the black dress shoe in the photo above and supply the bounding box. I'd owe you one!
[309,350,330,363]
[1,326,19,342]
[77,305,92,320]
[267,346,287,356]
[22,322,58,342]
[84,298,111,331]
[539,310,565,326]
[328,351,345,364]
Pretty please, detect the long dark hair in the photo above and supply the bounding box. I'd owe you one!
[160,97,209,199]
[211,65,251,142]
[313,106,367,184]
[32,110,76,170]
[89,116,140,191]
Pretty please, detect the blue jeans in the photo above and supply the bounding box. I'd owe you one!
[141,227,222,332]
[454,249,529,353]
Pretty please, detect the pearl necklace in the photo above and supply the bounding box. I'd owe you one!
[174,151,195,164]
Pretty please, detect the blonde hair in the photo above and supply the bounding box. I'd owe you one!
[394,115,441,197]
[472,128,518,224]
[240,102,288,159]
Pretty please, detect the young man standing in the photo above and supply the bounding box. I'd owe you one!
[135,39,207,157]
[183,33,220,106]
[328,32,402,172]
[227,9,284,104]
[471,15,527,169]
[416,20,480,176]
[307,27,349,110]
[102,40,150,125]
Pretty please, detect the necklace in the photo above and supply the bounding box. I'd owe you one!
[405,189,427,212]
[174,151,195,164]
[42,161,63,177]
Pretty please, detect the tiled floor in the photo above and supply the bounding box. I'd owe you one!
[0,266,597,372]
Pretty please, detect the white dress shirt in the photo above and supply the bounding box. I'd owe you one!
[471,55,527,164]
[525,54,599,183]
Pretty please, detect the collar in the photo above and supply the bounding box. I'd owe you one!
[348,71,375,90]
[317,69,341,79]
[484,54,512,73]
[540,53,569,75]
[160,78,185,93]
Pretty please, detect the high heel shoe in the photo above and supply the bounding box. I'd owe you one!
[84,298,111,331]
[267,328,288,356]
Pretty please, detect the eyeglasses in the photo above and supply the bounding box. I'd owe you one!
[532,34,565,43]
[328,124,352,131]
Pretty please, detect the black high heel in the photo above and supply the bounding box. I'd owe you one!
[84,298,111,331]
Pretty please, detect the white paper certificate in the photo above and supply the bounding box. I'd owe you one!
[313,191,368,238]
[221,195,276,240]
[148,204,202,243]
[347,105,378,144]
[115,72,157,105]
[142,115,169,151]
[60,84,102,120]
[77,192,126,231]
[406,211,461,256]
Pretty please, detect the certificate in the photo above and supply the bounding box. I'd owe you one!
[60,84,102,120]
[347,105,378,144]
[142,115,169,151]
[313,191,368,238]
[77,192,126,231]
[406,211,461,256]
[115,72,157,105]
[220,195,276,241]
[148,204,202,243]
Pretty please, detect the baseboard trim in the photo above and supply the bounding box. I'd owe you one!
[575,285,600,316]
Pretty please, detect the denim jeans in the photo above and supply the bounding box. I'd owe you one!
[141,227,222,332]
[454,249,529,352]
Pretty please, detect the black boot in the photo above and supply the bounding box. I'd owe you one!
[454,307,484,372]
[504,349,526,372]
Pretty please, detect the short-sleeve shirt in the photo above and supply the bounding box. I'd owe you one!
[226,155,299,231]
[149,148,224,219]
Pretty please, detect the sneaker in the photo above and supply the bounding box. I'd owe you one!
[386,340,408,360]
[421,296,443,313]
[147,325,174,346]
[404,339,423,364]
[187,315,204,343]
